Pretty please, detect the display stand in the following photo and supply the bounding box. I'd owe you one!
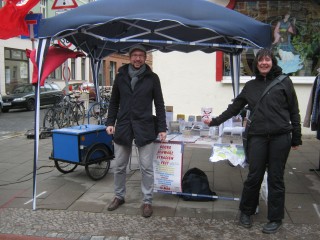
[152,134,242,201]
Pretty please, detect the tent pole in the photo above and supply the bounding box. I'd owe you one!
[90,57,102,123]
[32,38,50,210]
[229,53,241,98]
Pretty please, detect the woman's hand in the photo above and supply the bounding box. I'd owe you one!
[158,132,167,142]
[203,118,212,126]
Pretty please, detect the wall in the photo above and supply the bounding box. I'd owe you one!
[153,51,315,136]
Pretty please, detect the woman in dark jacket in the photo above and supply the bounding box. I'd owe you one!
[204,48,302,234]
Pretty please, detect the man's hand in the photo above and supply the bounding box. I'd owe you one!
[106,126,115,135]
[158,132,167,142]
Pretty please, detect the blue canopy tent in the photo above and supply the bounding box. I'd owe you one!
[31,0,272,209]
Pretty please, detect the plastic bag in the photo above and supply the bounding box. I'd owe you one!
[260,171,268,205]
[209,143,247,168]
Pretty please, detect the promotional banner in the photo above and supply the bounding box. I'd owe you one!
[153,142,183,193]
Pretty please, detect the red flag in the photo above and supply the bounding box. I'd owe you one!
[0,0,40,40]
[26,46,85,86]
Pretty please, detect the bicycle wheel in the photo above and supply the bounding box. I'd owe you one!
[43,108,60,129]
[54,160,78,174]
[89,102,101,119]
[85,143,111,180]
[87,102,101,124]
[100,102,109,118]
[54,107,66,128]
[58,107,68,128]
[73,103,86,125]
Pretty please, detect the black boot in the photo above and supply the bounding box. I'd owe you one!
[262,221,282,234]
[239,212,252,228]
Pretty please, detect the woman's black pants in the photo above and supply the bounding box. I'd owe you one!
[239,133,291,221]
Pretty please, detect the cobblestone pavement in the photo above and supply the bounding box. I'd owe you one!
[0,208,320,240]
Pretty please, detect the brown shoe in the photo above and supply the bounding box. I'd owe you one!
[107,197,125,211]
[142,203,153,218]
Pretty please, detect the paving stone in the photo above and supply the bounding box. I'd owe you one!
[0,135,319,239]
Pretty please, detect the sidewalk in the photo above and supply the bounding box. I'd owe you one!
[0,133,319,240]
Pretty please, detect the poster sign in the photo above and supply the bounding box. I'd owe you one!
[201,107,212,122]
[153,142,183,193]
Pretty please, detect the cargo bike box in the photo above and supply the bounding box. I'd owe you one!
[50,124,114,180]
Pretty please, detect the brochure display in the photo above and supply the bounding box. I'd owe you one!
[152,133,243,201]
[155,106,246,197]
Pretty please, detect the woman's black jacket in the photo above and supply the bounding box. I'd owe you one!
[106,64,166,147]
[209,66,302,146]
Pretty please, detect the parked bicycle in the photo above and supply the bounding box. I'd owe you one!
[43,92,86,129]
[87,86,111,124]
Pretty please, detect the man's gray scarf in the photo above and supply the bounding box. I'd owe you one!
[128,64,146,90]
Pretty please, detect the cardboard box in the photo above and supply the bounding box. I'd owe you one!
[165,106,174,129]
[166,112,173,128]
[177,114,185,120]
[166,106,173,112]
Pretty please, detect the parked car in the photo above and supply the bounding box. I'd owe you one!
[62,82,97,101]
[1,83,64,112]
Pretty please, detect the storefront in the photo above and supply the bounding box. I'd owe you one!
[4,48,30,94]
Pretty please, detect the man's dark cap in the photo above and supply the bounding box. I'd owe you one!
[129,44,147,55]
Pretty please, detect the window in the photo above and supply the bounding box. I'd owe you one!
[81,58,86,80]
[26,85,34,93]
[222,1,320,77]
[4,48,29,93]
[109,61,116,86]
[44,83,52,91]
[5,49,10,58]
[12,50,22,60]
[98,60,105,86]
[50,83,60,90]
[40,0,47,18]
[71,59,76,80]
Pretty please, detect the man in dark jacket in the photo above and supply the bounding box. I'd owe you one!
[204,48,302,233]
[106,44,167,218]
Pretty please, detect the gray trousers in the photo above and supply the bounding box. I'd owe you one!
[113,142,155,204]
